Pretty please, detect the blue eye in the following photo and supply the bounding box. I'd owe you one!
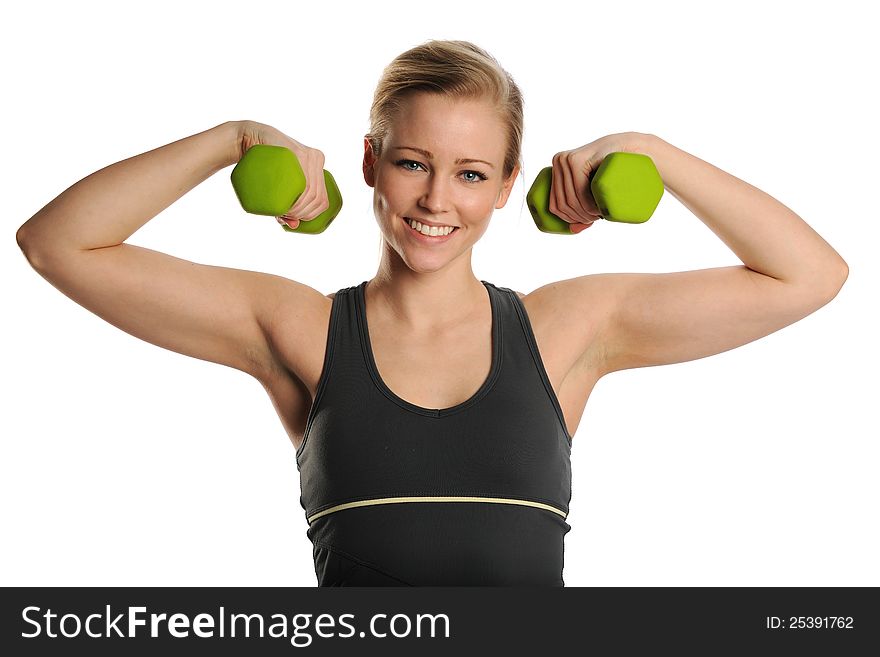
[394,159,488,184]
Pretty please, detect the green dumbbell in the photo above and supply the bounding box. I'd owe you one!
[527,152,664,234]
[230,144,343,234]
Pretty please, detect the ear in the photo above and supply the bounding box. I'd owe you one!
[494,163,521,209]
[363,137,378,188]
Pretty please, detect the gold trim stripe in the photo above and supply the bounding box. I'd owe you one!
[307,496,568,524]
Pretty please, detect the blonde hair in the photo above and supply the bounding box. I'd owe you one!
[367,39,524,182]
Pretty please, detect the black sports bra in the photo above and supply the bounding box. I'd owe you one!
[296,280,573,586]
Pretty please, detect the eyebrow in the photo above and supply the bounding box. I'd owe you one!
[392,146,495,169]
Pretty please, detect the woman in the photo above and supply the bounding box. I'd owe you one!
[16,40,848,586]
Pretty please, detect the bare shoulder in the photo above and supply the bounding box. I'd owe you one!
[256,278,332,388]
[518,276,614,377]
[253,282,334,448]
[515,290,525,299]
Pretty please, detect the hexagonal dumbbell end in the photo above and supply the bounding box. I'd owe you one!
[230,144,342,235]
[527,152,664,234]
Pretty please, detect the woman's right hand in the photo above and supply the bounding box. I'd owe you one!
[238,120,329,229]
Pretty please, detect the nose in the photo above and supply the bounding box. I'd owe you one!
[418,174,453,215]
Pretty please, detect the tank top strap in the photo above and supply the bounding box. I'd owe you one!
[294,282,363,466]
[483,281,573,447]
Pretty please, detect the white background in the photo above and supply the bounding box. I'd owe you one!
[2,0,876,587]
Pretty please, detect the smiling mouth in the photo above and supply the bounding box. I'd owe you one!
[403,217,460,237]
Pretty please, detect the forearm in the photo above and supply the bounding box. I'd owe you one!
[639,133,848,289]
[17,120,244,253]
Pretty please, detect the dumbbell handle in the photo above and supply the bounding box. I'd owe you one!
[230,145,343,235]
[527,152,664,234]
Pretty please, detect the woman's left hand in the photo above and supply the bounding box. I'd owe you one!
[549,131,650,234]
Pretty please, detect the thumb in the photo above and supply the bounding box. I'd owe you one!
[570,221,594,234]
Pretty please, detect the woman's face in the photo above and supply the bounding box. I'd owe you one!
[363,92,520,271]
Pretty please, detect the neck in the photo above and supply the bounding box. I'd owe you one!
[369,250,486,332]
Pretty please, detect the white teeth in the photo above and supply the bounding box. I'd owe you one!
[406,218,455,236]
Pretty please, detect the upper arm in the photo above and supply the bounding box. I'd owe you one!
[22,243,324,381]
[542,266,846,377]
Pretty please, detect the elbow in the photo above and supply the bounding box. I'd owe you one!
[833,259,849,292]
[16,222,48,271]
[789,260,848,304]
[16,223,30,251]
[16,224,37,265]
[821,260,849,302]
[16,219,42,255]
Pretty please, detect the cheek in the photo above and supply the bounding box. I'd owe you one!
[372,193,386,219]
[374,178,406,211]
[466,197,498,221]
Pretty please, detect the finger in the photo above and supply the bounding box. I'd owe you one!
[287,173,312,219]
[550,153,576,225]
[309,166,330,219]
[298,162,329,220]
[570,221,594,234]
[584,162,606,217]
[561,151,593,221]
[301,162,321,218]
[287,162,319,220]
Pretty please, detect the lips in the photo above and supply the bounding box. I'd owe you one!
[402,216,459,241]
[404,217,459,230]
